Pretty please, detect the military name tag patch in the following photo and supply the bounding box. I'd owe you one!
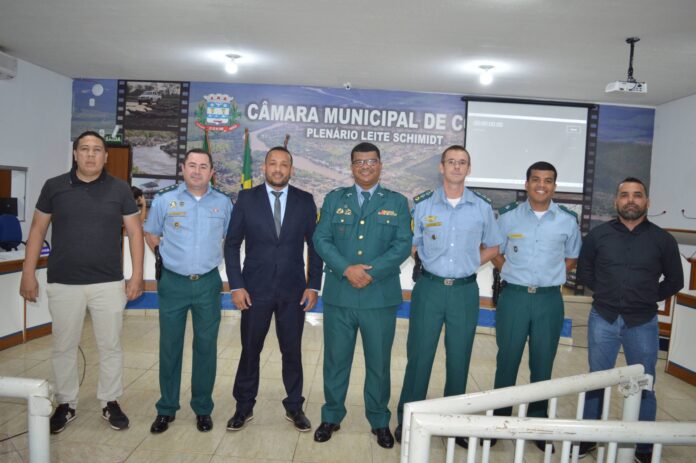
[508,233,524,239]
[425,222,442,227]
[167,211,186,217]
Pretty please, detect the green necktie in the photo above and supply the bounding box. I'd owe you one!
[361,191,371,211]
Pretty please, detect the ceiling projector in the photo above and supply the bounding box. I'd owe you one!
[606,80,647,93]
[606,37,647,94]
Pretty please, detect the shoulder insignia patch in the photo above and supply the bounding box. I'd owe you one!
[472,189,492,204]
[498,201,519,215]
[413,190,434,204]
[211,185,232,198]
[559,204,579,222]
[156,184,178,196]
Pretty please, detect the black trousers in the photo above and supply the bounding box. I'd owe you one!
[233,298,306,414]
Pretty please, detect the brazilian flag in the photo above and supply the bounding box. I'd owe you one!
[202,129,210,154]
[241,128,252,189]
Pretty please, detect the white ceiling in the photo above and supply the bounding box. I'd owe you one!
[1,0,696,106]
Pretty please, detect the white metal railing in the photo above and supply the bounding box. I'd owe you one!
[401,365,696,463]
[0,376,52,463]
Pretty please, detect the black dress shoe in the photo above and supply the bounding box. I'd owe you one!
[455,436,495,448]
[313,422,340,442]
[150,415,175,434]
[372,427,395,449]
[534,440,555,453]
[196,415,213,432]
[577,441,597,459]
[285,409,312,431]
[395,424,402,443]
[226,411,253,431]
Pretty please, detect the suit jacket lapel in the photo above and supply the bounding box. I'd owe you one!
[255,184,278,241]
[362,185,385,217]
[341,187,360,218]
[281,186,299,238]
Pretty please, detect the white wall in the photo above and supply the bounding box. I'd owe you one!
[650,92,696,230]
[0,58,72,237]
[651,93,696,289]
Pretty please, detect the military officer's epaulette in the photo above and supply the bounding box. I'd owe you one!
[155,184,178,196]
[413,190,433,204]
[559,204,579,222]
[329,186,351,196]
[472,190,492,204]
[211,185,232,197]
[498,201,519,215]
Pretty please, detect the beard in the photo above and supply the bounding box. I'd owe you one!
[266,174,289,188]
[617,203,647,221]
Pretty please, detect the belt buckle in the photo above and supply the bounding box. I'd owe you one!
[190,274,200,281]
[444,278,455,286]
[527,286,537,294]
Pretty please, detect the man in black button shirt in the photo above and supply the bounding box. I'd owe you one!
[20,131,144,434]
[576,177,683,461]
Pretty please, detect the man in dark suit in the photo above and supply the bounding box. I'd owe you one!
[224,146,323,432]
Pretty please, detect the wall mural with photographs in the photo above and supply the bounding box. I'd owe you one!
[591,105,655,229]
[70,79,654,226]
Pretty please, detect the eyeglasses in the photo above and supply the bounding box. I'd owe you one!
[352,159,380,167]
[443,159,468,167]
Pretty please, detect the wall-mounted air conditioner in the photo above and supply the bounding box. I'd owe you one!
[0,51,18,79]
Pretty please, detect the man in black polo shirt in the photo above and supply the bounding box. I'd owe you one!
[576,177,683,463]
[20,131,144,434]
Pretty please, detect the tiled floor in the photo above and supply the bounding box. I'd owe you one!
[1,302,695,462]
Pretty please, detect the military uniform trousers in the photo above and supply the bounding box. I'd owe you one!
[397,275,479,424]
[156,267,222,416]
[321,303,397,429]
[493,284,563,417]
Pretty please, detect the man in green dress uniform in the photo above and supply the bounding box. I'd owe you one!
[312,142,411,449]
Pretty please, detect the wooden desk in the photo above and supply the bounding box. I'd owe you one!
[666,291,696,385]
[0,253,52,350]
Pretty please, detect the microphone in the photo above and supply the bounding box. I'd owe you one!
[682,209,696,220]
[647,210,666,217]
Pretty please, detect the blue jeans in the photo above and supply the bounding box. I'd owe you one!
[583,308,658,454]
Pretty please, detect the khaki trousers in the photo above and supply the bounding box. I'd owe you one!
[47,280,127,408]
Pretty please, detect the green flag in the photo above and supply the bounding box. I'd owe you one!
[241,128,252,189]
[201,129,215,185]
[202,129,210,154]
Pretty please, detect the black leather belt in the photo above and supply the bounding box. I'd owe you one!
[164,267,216,281]
[503,282,560,294]
[422,270,476,286]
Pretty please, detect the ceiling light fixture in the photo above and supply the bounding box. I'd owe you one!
[479,65,494,85]
[225,54,241,74]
